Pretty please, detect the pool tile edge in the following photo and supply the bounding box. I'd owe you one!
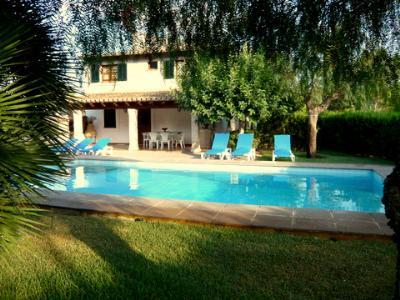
[33,190,393,237]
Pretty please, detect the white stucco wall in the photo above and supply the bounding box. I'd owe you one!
[82,57,179,94]
[151,109,192,144]
[85,109,129,143]
[85,108,192,145]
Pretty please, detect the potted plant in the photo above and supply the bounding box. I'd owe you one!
[197,116,214,149]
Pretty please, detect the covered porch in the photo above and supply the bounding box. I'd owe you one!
[72,92,200,151]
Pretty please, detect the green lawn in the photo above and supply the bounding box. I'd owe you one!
[0,213,396,299]
[259,150,393,165]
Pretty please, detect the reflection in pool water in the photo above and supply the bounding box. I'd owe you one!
[49,160,384,213]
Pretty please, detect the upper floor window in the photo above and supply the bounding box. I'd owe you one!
[163,60,174,79]
[102,65,117,82]
[90,63,127,83]
[148,61,158,70]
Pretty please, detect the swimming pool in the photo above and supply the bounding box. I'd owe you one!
[49,160,384,213]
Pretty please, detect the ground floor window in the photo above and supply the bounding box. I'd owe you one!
[104,109,116,128]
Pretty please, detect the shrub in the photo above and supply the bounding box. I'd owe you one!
[317,112,400,161]
[257,111,400,161]
[382,163,400,297]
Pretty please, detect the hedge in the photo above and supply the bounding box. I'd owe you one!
[258,111,400,161]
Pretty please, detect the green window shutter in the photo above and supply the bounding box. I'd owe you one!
[90,64,99,83]
[117,63,127,81]
[163,60,174,79]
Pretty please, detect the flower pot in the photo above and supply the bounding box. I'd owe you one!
[199,128,212,149]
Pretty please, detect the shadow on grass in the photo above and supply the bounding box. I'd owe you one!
[35,214,395,299]
[40,216,275,299]
[43,217,187,299]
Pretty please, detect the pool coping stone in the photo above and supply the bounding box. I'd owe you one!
[34,190,393,237]
[76,154,394,179]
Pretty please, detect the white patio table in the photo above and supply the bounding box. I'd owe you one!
[143,131,182,150]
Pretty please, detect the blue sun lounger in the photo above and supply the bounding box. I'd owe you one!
[201,133,230,160]
[230,133,256,160]
[80,138,112,155]
[272,135,295,162]
[73,138,95,154]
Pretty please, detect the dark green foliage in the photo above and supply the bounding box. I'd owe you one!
[228,130,240,150]
[382,163,400,298]
[67,1,399,58]
[258,112,400,161]
[328,50,400,111]
[317,112,400,161]
[0,0,77,252]
[256,113,307,149]
[383,164,400,241]
[176,49,301,128]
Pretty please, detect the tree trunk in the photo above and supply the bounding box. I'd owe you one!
[238,120,245,133]
[307,111,319,158]
[304,91,340,159]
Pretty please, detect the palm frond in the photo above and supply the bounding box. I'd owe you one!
[0,1,78,252]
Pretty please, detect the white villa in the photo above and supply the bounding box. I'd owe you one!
[71,53,220,151]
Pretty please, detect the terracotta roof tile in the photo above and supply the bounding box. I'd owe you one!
[80,91,175,103]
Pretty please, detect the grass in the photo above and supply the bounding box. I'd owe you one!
[0,213,396,299]
[259,149,393,165]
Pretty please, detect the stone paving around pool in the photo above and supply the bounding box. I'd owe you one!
[35,190,393,237]
[35,149,394,237]
[77,148,394,178]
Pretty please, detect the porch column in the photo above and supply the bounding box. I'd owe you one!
[73,110,84,140]
[128,108,139,151]
[190,114,201,153]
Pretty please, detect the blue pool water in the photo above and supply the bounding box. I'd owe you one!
[50,160,384,213]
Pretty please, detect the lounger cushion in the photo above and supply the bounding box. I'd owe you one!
[205,148,226,156]
[232,148,250,156]
[274,148,293,157]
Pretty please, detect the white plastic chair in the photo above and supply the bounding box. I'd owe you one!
[175,133,185,150]
[159,132,172,150]
[148,132,160,150]
[142,132,150,149]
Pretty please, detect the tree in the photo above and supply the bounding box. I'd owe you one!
[329,50,400,112]
[0,0,76,251]
[294,0,399,157]
[176,47,301,130]
[67,0,299,57]
[296,53,351,157]
[352,50,400,111]
[176,53,229,128]
[225,47,301,130]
